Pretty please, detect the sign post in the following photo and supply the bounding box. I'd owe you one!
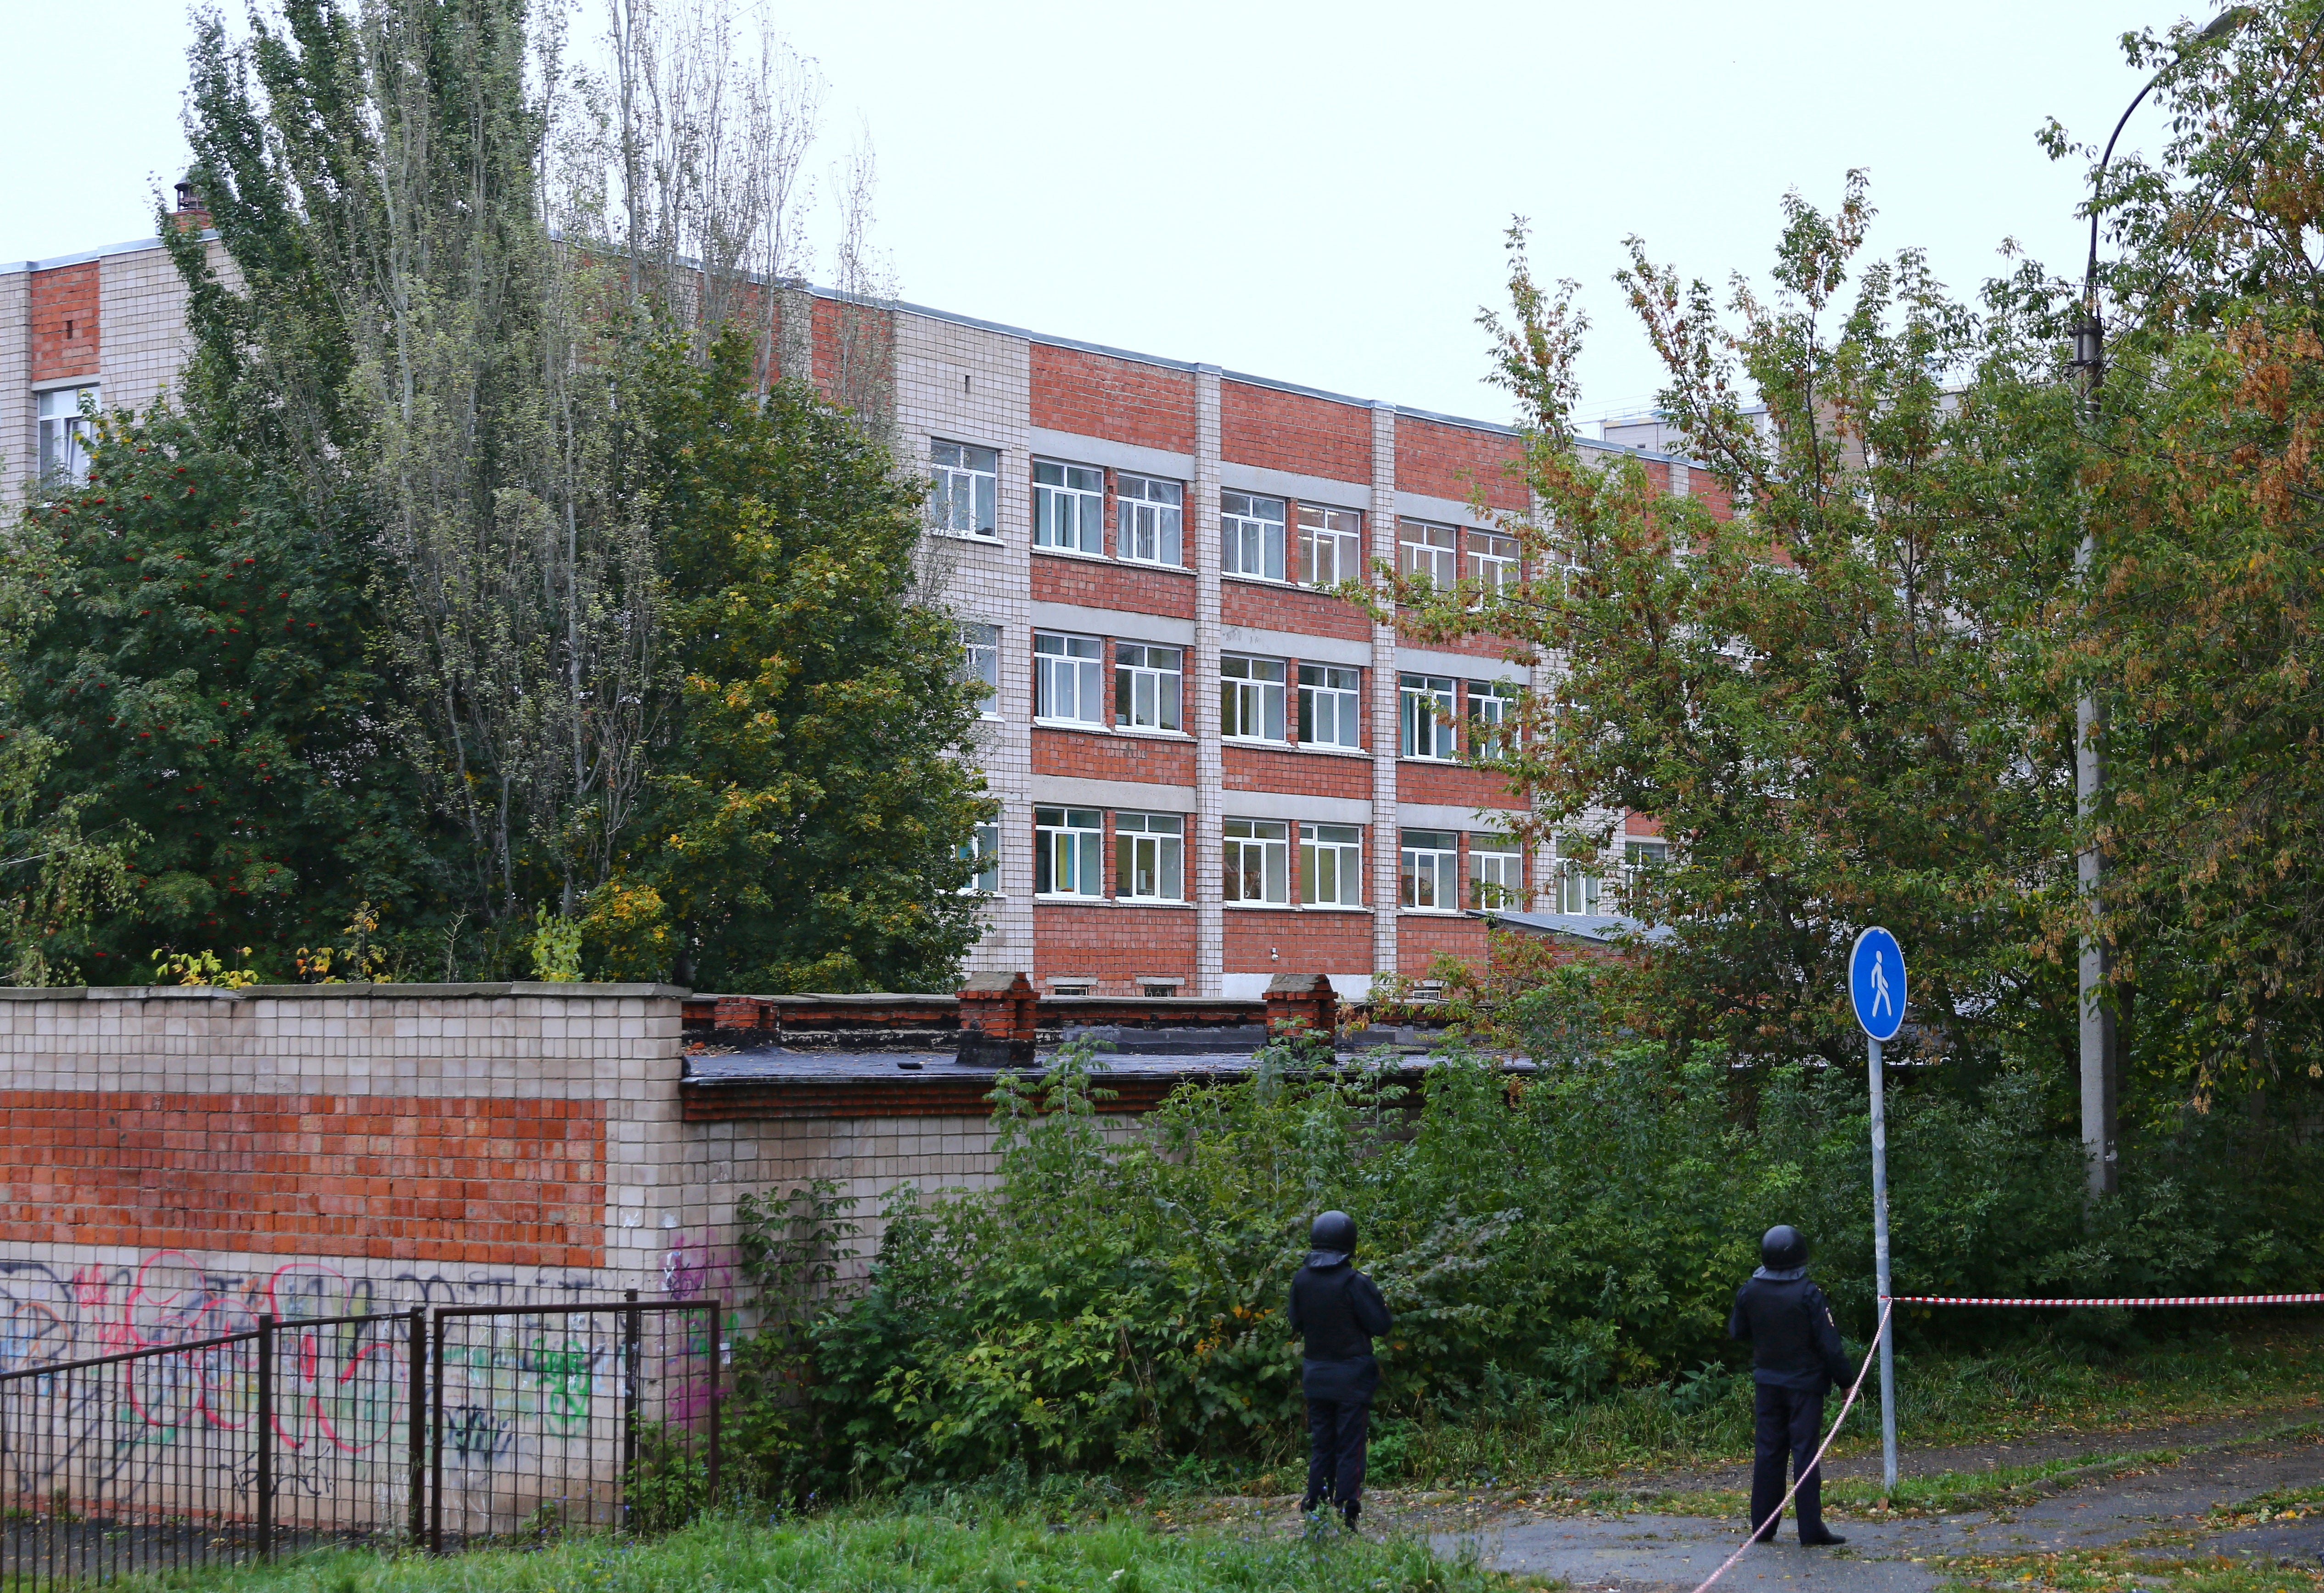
[1848,926,1906,1495]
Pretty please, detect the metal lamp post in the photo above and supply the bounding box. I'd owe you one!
[2067,6,2250,1199]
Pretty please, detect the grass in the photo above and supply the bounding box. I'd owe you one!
[1931,1546,2324,1593]
[119,1512,1541,1593]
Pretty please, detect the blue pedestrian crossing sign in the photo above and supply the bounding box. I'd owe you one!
[1850,926,1907,1042]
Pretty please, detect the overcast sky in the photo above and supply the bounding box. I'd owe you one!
[5,0,2211,427]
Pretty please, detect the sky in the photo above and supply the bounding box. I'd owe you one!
[1,0,2213,429]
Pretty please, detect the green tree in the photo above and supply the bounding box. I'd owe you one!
[588,337,989,992]
[0,408,440,979]
[1409,188,2083,1068]
[2042,0,2324,1106]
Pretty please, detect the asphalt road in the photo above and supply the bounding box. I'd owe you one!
[1427,1427,2324,1593]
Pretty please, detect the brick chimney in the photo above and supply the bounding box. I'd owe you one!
[168,180,211,233]
[954,970,1036,1066]
[1264,973,1337,1043]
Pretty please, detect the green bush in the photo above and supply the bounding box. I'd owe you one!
[736,1035,2324,1488]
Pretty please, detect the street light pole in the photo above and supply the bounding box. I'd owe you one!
[2067,6,2249,1200]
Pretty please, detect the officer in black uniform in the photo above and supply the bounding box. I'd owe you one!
[1728,1224,1851,1547]
[1288,1209,1392,1529]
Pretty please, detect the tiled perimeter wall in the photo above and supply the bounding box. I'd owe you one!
[0,987,1004,1360]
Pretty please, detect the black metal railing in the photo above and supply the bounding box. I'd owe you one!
[0,1295,719,1588]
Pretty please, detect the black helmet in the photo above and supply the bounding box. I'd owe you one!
[1310,1210,1357,1258]
[1761,1225,1808,1270]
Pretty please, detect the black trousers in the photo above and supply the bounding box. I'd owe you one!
[1303,1396,1371,1515]
[1300,1354,1379,1517]
[1749,1382,1829,1542]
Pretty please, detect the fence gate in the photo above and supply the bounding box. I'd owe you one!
[0,1296,718,1588]
[429,1298,719,1551]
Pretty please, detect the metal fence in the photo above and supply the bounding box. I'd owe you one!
[0,1295,718,1590]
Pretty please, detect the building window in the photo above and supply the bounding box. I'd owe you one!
[1298,663,1362,749]
[1302,823,1363,908]
[1558,860,1602,915]
[1471,835,1524,909]
[1468,679,1517,760]
[36,386,98,488]
[1118,473,1184,566]
[1115,642,1184,732]
[1034,632,1104,724]
[1221,655,1287,741]
[931,440,999,537]
[960,820,1001,894]
[1223,817,1290,904]
[1399,673,1456,759]
[960,622,999,718]
[1035,807,1104,897]
[1401,829,1460,910]
[1467,528,1519,599]
[1115,811,1185,901]
[1222,491,1287,581]
[1399,519,1456,587]
[1033,460,1104,553]
[1622,837,1669,907]
[1298,504,1362,588]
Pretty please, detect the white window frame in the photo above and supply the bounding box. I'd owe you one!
[1034,632,1105,725]
[1470,836,1524,910]
[1221,655,1287,742]
[1297,504,1362,588]
[1033,459,1104,554]
[1035,806,1105,897]
[960,622,999,718]
[1117,473,1184,566]
[1223,817,1291,904]
[36,386,99,489]
[1114,811,1186,902]
[1466,528,1519,602]
[1301,823,1364,908]
[1467,679,1517,760]
[1399,518,1457,587]
[1222,491,1287,582]
[1114,642,1184,733]
[1399,673,1456,760]
[1298,663,1362,750]
[1558,859,1602,915]
[960,820,1001,894]
[1401,829,1460,911]
[931,439,999,538]
[1622,837,1669,908]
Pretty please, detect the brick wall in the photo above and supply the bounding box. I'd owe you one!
[1033,903,1199,992]
[1221,579,1370,641]
[1220,381,1371,481]
[1222,910,1372,977]
[1031,553,1198,620]
[1395,415,1528,511]
[1223,744,1370,802]
[30,263,99,383]
[1031,343,1196,453]
[1031,725,1198,786]
[1398,913,1488,974]
[0,1092,604,1267]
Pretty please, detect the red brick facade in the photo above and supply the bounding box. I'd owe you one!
[1394,415,1528,511]
[29,263,99,383]
[1032,344,1197,453]
[1221,381,1373,481]
[0,1091,606,1266]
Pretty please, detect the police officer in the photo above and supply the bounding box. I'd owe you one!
[1288,1209,1392,1529]
[1728,1224,1851,1547]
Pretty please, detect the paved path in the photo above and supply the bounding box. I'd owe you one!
[1424,1427,2324,1593]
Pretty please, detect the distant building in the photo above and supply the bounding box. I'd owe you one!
[3,205,1718,997]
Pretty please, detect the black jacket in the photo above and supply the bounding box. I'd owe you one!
[1288,1253,1392,1363]
[1727,1267,1851,1393]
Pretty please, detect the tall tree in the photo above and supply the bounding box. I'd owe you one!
[587,336,990,992]
[1409,188,2084,1067]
